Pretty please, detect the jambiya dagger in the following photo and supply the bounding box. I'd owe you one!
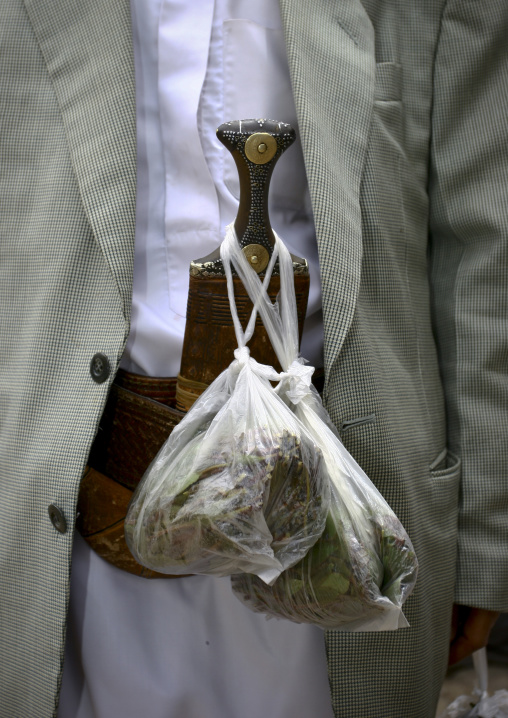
[176,119,310,412]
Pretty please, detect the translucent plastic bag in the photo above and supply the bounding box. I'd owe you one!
[439,648,508,718]
[124,231,330,583]
[227,225,418,630]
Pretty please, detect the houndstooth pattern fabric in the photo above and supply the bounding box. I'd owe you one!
[0,0,507,716]
[280,0,508,716]
[0,0,136,716]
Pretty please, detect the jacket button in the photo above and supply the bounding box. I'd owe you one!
[48,504,67,534]
[90,353,110,383]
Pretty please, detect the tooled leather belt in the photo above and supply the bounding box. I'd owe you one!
[77,369,186,578]
[78,367,325,578]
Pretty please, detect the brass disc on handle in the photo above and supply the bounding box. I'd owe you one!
[242,243,269,273]
[244,133,277,165]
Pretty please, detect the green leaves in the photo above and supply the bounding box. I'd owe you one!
[127,427,328,578]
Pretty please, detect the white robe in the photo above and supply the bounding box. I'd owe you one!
[59,534,334,717]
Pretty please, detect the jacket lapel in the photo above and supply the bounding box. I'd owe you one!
[279,0,375,389]
[23,0,137,321]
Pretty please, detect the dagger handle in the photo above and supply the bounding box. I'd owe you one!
[217,119,296,255]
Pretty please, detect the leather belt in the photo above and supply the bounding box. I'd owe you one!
[77,370,186,578]
[77,367,325,578]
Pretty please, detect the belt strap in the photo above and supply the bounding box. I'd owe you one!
[87,378,184,492]
[114,368,179,406]
[77,374,186,579]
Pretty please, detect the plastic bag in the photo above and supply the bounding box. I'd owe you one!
[439,648,508,718]
[124,230,330,583]
[227,225,418,630]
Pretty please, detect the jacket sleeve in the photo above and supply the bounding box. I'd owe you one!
[428,0,508,611]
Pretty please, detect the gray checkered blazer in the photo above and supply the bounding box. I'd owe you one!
[1,0,507,716]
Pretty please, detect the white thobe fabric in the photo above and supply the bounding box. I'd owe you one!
[59,2,333,716]
[120,0,323,376]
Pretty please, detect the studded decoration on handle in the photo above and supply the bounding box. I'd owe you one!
[191,119,306,277]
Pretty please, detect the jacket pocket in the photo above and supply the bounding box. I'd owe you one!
[374,62,402,102]
[372,61,403,142]
[429,450,461,545]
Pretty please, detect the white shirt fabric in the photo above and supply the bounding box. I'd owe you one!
[59,2,332,717]
[120,0,323,376]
